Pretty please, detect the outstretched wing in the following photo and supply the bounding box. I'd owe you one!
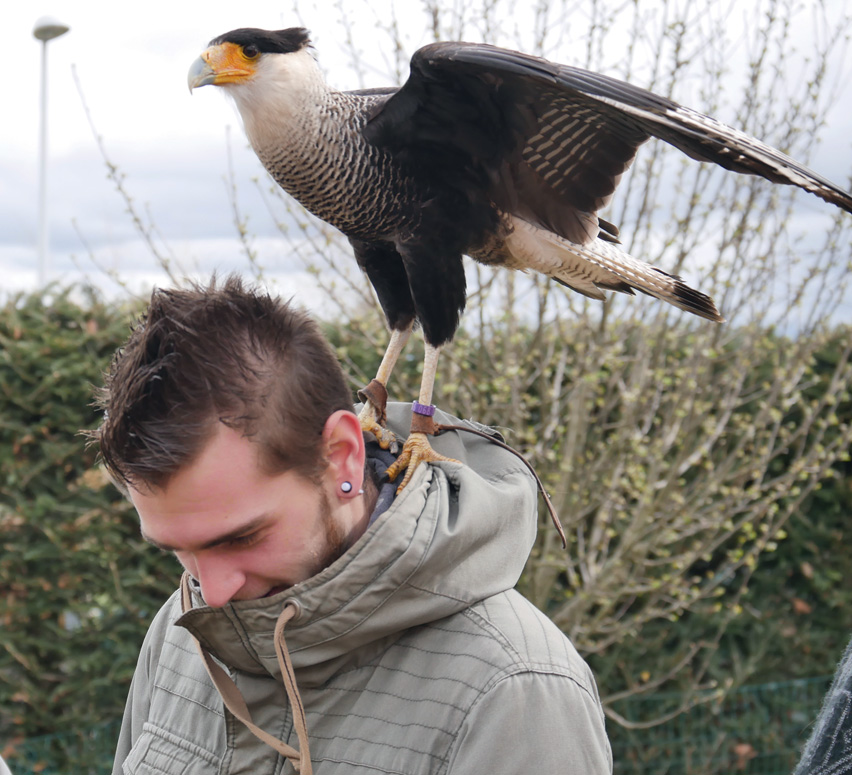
[364,41,852,245]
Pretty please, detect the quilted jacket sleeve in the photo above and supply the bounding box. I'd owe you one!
[446,670,613,774]
[111,592,181,775]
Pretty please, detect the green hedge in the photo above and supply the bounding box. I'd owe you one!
[1,287,850,769]
[0,288,180,754]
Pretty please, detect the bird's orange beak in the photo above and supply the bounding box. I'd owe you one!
[188,42,257,92]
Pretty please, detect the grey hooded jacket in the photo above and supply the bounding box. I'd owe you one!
[113,405,612,774]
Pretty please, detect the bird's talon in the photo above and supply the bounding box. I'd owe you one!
[372,424,398,450]
[358,403,398,450]
[385,451,409,484]
[388,432,460,494]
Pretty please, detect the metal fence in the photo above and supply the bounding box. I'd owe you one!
[1,676,832,774]
[609,675,832,774]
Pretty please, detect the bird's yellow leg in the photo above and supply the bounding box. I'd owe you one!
[358,325,412,449]
[386,343,461,493]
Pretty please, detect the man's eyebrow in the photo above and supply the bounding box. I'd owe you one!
[140,514,273,553]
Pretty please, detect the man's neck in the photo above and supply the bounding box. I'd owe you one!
[343,473,380,550]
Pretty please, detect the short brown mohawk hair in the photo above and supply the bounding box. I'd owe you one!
[94,275,352,491]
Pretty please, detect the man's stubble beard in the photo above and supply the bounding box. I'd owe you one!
[309,487,351,579]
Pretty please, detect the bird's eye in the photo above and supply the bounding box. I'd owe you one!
[243,45,260,59]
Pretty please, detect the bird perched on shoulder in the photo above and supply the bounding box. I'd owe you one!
[188,28,852,491]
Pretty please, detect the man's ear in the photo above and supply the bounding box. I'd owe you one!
[322,410,367,492]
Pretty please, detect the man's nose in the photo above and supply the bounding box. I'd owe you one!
[192,554,246,607]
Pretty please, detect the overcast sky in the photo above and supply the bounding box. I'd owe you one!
[2,1,851,315]
[4,1,396,308]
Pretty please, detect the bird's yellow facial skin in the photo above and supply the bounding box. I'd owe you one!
[189,42,259,89]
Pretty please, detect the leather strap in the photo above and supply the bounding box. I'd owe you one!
[356,380,388,425]
[410,411,438,435]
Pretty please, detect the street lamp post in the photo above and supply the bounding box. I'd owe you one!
[33,16,70,288]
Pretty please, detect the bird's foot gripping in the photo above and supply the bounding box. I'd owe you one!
[386,403,461,493]
[357,380,399,451]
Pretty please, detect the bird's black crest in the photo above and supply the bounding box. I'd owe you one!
[209,27,311,55]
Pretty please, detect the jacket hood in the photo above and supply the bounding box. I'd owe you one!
[175,403,539,686]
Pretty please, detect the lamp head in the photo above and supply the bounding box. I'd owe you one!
[33,16,70,42]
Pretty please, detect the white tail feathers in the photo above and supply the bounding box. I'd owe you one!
[503,216,723,321]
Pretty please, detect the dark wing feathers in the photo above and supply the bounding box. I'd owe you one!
[363,41,852,244]
[438,44,852,214]
[625,106,852,211]
[364,44,644,244]
[518,90,647,225]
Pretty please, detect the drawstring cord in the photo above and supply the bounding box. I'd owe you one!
[180,573,313,774]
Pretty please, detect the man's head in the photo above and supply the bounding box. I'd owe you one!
[97,275,352,492]
[95,276,373,605]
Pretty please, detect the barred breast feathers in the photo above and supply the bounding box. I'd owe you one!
[222,50,413,238]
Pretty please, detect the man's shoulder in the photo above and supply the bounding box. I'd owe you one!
[136,588,187,665]
[397,589,598,700]
[465,590,597,688]
[383,402,538,489]
[440,593,612,774]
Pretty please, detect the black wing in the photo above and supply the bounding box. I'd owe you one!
[364,41,852,245]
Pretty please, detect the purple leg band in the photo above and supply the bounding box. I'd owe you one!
[412,401,436,417]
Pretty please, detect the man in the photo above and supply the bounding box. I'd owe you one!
[794,636,852,774]
[100,276,612,774]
